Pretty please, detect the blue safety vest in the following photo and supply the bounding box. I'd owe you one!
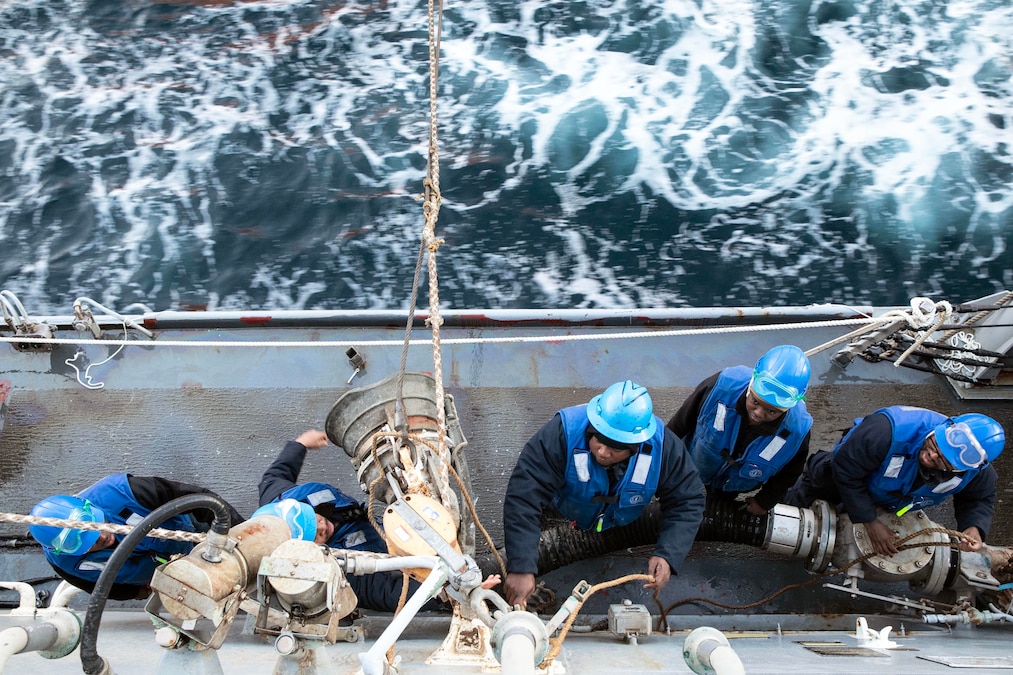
[688,366,812,493]
[839,407,980,512]
[552,406,665,532]
[45,474,195,586]
[276,482,385,551]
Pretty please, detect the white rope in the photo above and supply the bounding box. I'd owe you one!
[803,297,955,361]
[0,316,885,349]
[889,298,953,367]
[0,512,204,544]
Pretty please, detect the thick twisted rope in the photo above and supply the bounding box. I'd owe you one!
[541,574,653,667]
[0,316,886,350]
[419,0,453,509]
[0,512,204,544]
[803,296,951,358]
[938,290,1013,343]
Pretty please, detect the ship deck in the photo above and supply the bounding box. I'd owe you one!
[12,608,1013,674]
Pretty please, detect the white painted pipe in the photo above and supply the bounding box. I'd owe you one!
[358,564,449,675]
[50,581,84,609]
[706,644,746,675]
[0,626,29,672]
[348,555,439,574]
[683,626,745,675]
[499,628,536,675]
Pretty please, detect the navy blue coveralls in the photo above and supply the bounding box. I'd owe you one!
[259,439,445,612]
[503,410,705,578]
[783,409,997,539]
[44,474,244,601]
[667,370,811,511]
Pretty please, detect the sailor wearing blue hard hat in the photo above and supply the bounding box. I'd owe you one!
[502,381,705,609]
[784,407,1005,556]
[258,429,447,613]
[251,499,321,541]
[29,474,244,600]
[668,345,813,515]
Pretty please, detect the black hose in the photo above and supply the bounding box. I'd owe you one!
[80,494,232,674]
[695,497,767,547]
[496,497,770,577]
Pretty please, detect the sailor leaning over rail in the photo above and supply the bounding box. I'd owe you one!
[28,474,244,600]
[503,380,706,609]
[668,344,813,516]
[784,407,1005,556]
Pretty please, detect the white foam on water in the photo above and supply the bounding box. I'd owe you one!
[0,0,1009,312]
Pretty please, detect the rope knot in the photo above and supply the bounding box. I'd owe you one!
[906,297,950,329]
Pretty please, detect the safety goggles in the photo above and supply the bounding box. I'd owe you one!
[277,499,309,540]
[590,429,640,453]
[750,370,805,410]
[942,421,988,469]
[51,500,99,555]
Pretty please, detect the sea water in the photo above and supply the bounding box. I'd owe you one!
[1,0,1010,314]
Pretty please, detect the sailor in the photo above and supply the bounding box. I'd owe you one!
[783,407,1005,556]
[29,474,244,600]
[259,429,385,552]
[502,381,705,609]
[250,498,324,541]
[258,429,444,613]
[668,345,813,515]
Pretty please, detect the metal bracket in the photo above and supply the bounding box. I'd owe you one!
[345,347,366,384]
[822,582,936,613]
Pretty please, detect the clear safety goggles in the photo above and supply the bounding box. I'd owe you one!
[277,499,309,540]
[750,370,805,410]
[51,500,99,555]
[942,421,988,469]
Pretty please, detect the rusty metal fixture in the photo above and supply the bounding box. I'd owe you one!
[150,515,294,623]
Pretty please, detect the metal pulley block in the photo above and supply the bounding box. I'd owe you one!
[384,493,467,581]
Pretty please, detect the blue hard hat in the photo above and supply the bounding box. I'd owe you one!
[251,499,317,541]
[933,413,1005,471]
[29,495,105,556]
[750,345,811,410]
[586,380,657,445]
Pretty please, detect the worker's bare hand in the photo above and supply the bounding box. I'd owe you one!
[864,519,899,556]
[644,556,671,591]
[296,430,329,450]
[481,574,502,590]
[958,526,983,552]
[504,572,536,609]
[744,498,768,516]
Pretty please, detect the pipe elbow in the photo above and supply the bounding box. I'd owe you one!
[708,644,746,675]
[683,626,744,675]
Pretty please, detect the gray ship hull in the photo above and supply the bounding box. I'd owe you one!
[1,300,1012,673]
